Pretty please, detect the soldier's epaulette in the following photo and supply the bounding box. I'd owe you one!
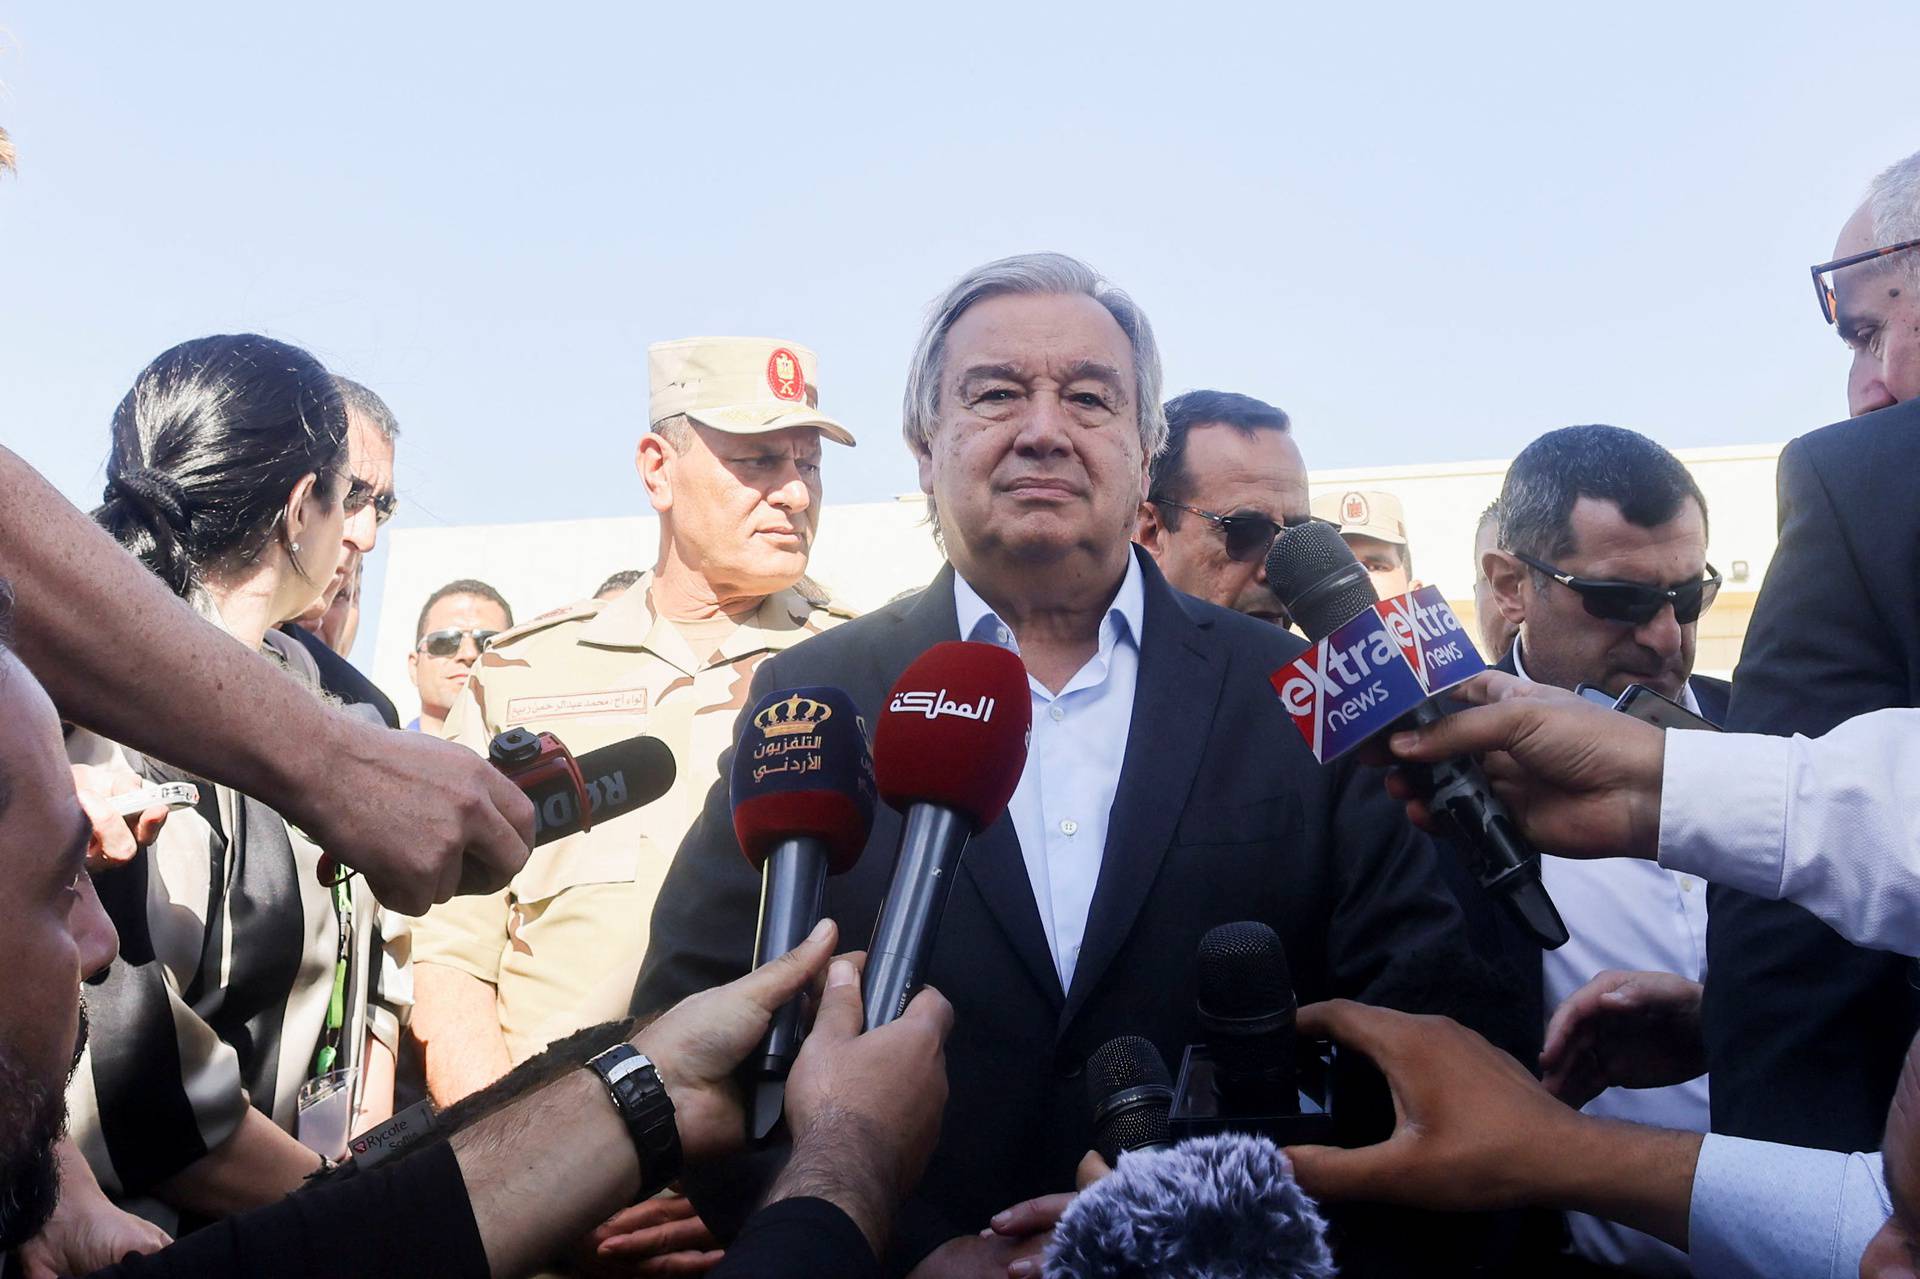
[790,576,858,620]
[484,597,606,649]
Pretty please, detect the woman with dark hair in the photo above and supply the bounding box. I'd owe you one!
[34,335,409,1265]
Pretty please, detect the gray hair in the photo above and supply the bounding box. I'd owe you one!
[333,376,401,442]
[1869,149,1920,246]
[902,252,1166,460]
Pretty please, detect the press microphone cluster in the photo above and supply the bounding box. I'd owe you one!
[730,685,876,1139]
[864,641,1031,1029]
[1264,520,1570,949]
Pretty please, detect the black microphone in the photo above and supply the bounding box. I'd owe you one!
[863,642,1031,1028]
[488,728,677,847]
[1197,922,1297,1112]
[1046,1132,1336,1279]
[1265,520,1570,950]
[1085,1035,1175,1165]
[731,686,875,1140]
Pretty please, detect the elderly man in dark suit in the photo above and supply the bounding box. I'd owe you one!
[1703,147,1920,1158]
[1474,424,1727,1276]
[632,253,1505,1278]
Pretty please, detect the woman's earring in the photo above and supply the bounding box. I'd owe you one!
[290,541,301,554]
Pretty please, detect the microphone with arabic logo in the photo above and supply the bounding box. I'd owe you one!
[732,685,876,1140]
[863,641,1031,1028]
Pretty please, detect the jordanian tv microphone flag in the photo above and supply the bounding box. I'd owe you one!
[1269,586,1488,763]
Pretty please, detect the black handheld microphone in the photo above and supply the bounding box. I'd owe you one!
[488,728,677,846]
[731,686,875,1140]
[1169,922,1334,1146]
[1085,1035,1176,1165]
[862,642,1031,1029]
[1264,521,1570,950]
[1197,922,1297,1112]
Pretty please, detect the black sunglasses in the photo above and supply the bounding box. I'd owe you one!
[343,477,398,527]
[1513,552,1722,625]
[1151,500,1328,563]
[417,627,500,657]
[1810,237,1920,326]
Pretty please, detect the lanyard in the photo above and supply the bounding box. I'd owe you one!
[313,876,354,1077]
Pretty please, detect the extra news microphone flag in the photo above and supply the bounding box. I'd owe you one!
[1264,521,1569,949]
[732,685,876,1140]
[864,640,1030,1028]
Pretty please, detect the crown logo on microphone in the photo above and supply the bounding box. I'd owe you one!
[753,694,833,738]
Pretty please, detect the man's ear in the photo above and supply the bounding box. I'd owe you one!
[1484,549,1530,624]
[406,651,421,689]
[1134,499,1169,556]
[636,434,674,515]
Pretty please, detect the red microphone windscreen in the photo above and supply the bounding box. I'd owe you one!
[873,641,1031,830]
[731,685,875,874]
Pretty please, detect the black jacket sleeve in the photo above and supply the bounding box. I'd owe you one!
[85,1142,488,1279]
[1705,429,1920,1150]
[711,1198,881,1279]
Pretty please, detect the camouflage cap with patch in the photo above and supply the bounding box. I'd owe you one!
[648,337,856,446]
[1311,488,1408,545]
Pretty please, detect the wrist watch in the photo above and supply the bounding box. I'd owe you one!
[586,1044,683,1197]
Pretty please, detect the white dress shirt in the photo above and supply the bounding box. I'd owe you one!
[1688,1137,1889,1278]
[1511,644,1712,1274]
[1660,705,1920,956]
[954,554,1144,991]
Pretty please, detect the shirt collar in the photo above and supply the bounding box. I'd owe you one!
[952,548,1145,659]
[578,573,822,676]
[1510,636,1702,715]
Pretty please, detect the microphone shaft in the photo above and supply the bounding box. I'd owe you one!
[864,805,971,1029]
[751,836,831,1077]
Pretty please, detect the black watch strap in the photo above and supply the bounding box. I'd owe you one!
[587,1045,683,1197]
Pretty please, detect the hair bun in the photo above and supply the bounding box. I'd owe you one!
[105,468,191,535]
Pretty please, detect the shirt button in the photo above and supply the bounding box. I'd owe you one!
[1680,878,1695,893]
[995,625,1011,644]
[1049,705,1065,722]
[1060,819,1078,836]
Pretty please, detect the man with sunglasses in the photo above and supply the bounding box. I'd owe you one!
[406,579,515,735]
[1133,389,1306,625]
[283,376,404,728]
[1701,146,1920,1167]
[1478,423,1726,1276]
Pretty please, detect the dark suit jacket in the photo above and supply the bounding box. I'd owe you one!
[633,551,1508,1275]
[1704,397,1920,1151]
[280,624,401,729]
[1451,647,1730,1059]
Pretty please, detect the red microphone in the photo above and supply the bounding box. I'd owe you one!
[863,641,1031,1028]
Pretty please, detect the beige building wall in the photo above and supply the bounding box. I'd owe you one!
[371,444,1784,715]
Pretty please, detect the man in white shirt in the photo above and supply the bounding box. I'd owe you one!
[1479,424,1726,1273]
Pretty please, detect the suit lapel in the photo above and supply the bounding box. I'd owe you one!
[1059,553,1224,1032]
[892,568,1065,1009]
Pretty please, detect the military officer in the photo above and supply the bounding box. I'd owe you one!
[409,336,857,1104]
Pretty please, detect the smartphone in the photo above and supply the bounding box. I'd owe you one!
[109,781,201,817]
[1612,684,1721,733]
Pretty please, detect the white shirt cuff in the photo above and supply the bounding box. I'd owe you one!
[1657,729,1792,901]
[1688,1134,1887,1278]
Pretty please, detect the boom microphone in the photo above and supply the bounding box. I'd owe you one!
[488,728,677,847]
[1264,521,1569,949]
[1086,1035,1175,1165]
[1045,1132,1335,1279]
[863,641,1030,1028]
[732,685,876,1140]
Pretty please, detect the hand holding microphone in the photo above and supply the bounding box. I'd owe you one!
[1265,521,1570,949]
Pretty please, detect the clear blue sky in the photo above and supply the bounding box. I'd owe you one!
[2,2,1914,658]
